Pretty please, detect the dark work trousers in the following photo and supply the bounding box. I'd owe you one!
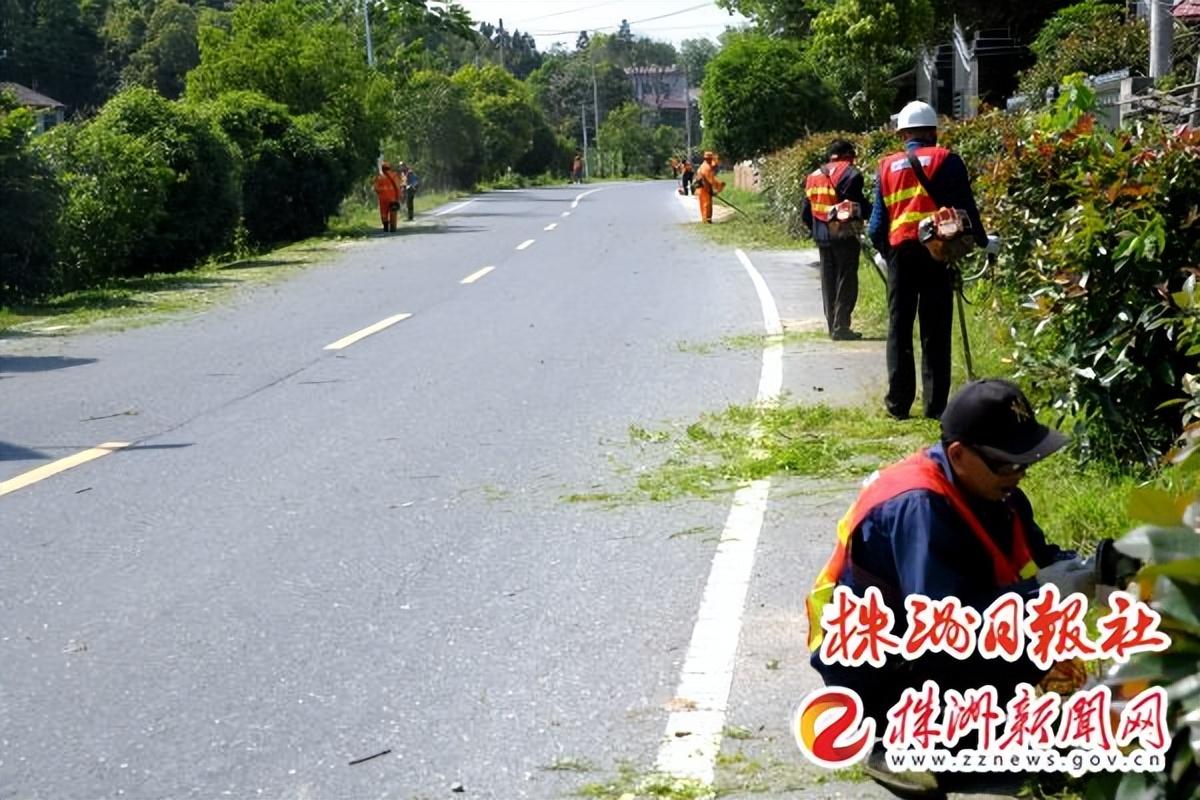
[818,239,860,336]
[885,241,954,419]
[681,172,693,195]
[405,189,416,221]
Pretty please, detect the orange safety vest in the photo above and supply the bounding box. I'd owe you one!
[805,450,1038,652]
[878,146,950,247]
[803,160,851,222]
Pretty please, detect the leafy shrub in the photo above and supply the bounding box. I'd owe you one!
[699,32,847,162]
[1097,457,1200,799]
[0,91,62,302]
[39,87,239,284]
[390,70,483,190]
[201,90,347,244]
[1017,1,1147,103]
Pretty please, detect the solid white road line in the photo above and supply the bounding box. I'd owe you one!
[655,248,783,785]
[516,239,535,251]
[323,313,412,351]
[460,266,495,284]
[571,188,603,208]
[434,199,474,216]
[0,442,130,498]
[544,223,557,231]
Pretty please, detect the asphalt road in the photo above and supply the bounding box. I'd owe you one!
[1,183,806,799]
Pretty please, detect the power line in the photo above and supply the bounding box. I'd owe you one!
[530,2,713,37]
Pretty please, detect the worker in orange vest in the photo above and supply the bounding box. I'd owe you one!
[801,139,872,340]
[693,151,724,223]
[805,379,1090,796]
[868,101,987,420]
[373,162,404,232]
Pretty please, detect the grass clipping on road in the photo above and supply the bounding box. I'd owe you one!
[568,402,933,504]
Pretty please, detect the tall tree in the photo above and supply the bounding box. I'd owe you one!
[679,38,718,87]
[699,33,845,160]
[807,0,935,124]
[0,0,105,111]
[122,0,199,99]
[715,0,812,38]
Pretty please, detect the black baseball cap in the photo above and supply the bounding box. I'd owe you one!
[940,379,1069,465]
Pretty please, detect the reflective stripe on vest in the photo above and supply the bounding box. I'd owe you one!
[878,147,950,247]
[804,161,851,222]
[804,450,1037,652]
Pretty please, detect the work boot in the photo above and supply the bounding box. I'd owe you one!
[832,330,863,341]
[863,747,942,798]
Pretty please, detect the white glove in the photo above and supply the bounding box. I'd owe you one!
[1036,558,1095,598]
[985,234,1002,255]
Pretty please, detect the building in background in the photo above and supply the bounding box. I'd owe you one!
[1,82,65,133]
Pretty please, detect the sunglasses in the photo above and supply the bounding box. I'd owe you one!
[969,446,1028,477]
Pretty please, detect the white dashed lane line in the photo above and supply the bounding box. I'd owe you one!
[516,239,535,251]
[561,211,570,217]
[544,223,557,231]
[323,313,412,351]
[460,266,495,284]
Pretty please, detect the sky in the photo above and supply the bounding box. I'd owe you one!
[437,0,751,49]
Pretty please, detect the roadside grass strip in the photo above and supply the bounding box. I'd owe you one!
[0,442,129,498]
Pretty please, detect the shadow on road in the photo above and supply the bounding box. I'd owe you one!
[0,355,97,375]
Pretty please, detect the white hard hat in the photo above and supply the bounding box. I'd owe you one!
[896,100,938,131]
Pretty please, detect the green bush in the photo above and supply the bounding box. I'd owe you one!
[390,70,483,190]
[39,87,239,284]
[1017,1,1147,102]
[699,32,847,162]
[0,92,62,302]
[201,90,347,244]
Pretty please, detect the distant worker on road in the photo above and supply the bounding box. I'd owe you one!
[399,162,419,222]
[693,151,724,224]
[680,154,694,196]
[373,162,403,232]
[571,152,584,184]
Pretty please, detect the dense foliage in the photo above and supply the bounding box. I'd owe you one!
[699,33,843,161]
[761,80,1200,465]
[37,87,239,286]
[1017,1,1148,102]
[0,91,61,299]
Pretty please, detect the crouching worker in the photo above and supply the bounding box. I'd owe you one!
[805,379,1095,796]
[373,162,403,232]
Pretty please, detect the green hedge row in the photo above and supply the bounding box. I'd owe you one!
[760,79,1200,464]
[0,86,364,303]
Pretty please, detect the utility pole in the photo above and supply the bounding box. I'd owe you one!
[581,105,589,179]
[591,54,601,177]
[1149,0,1173,80]
[683,61,692,155]
[362,0,375,68]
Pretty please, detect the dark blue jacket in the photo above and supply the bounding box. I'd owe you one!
[867,139,987,257]
[811,444,1071,702]
[800,163,871,247]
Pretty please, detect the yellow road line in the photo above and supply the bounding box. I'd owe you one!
[323,313,412,351]
[0,441,130,498]
[460,266,495,285]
